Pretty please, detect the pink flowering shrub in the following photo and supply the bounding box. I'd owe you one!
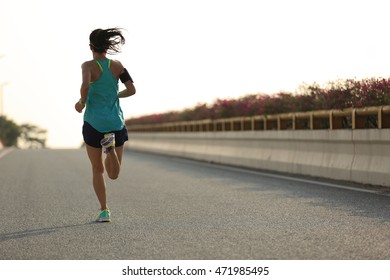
[126,77,390,126]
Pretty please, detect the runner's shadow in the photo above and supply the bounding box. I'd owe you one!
[0,222,100,242]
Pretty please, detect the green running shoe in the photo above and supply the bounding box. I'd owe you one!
[100,133,115,154]
[96,209,111,222]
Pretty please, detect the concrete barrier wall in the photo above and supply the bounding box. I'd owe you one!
[126,130,390,187]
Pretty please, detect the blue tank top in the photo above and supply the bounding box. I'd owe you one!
[84,59,125,132]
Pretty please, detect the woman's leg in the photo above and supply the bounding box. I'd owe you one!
[86,144,107,210]
[105,145,124,180]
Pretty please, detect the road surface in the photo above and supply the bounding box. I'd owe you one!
[0,148,389,259]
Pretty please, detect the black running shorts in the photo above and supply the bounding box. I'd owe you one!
[82,121,128,148]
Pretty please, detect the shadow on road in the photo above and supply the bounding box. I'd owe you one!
[0,222,99,242]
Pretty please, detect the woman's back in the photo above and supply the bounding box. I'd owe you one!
[84,59,124,133]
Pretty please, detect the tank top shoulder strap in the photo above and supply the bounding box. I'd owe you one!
[95,59,111,72]
[95,60,103,72]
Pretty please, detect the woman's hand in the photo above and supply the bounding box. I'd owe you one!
[75,101,85,113]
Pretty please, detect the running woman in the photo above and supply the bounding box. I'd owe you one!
[75,28,136,222]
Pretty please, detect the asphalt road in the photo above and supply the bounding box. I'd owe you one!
[0,148,389,260]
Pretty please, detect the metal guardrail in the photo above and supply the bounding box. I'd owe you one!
[127,105,390,132]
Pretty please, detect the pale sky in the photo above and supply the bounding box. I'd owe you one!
[1,0,389,148]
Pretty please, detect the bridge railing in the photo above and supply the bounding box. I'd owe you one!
[127,105,390,132]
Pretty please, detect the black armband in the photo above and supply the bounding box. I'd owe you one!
[119,68,133,83]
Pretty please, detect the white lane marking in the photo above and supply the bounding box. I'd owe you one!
[205,162,390,197]
[0,148,14,159]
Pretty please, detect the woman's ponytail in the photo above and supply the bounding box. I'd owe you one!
[89,28,126,54]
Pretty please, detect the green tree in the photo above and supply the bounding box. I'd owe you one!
[20,123,47,149]
[0,116,47,148]
[0,115,20,147]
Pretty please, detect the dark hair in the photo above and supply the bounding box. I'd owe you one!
[89,28,125,54]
